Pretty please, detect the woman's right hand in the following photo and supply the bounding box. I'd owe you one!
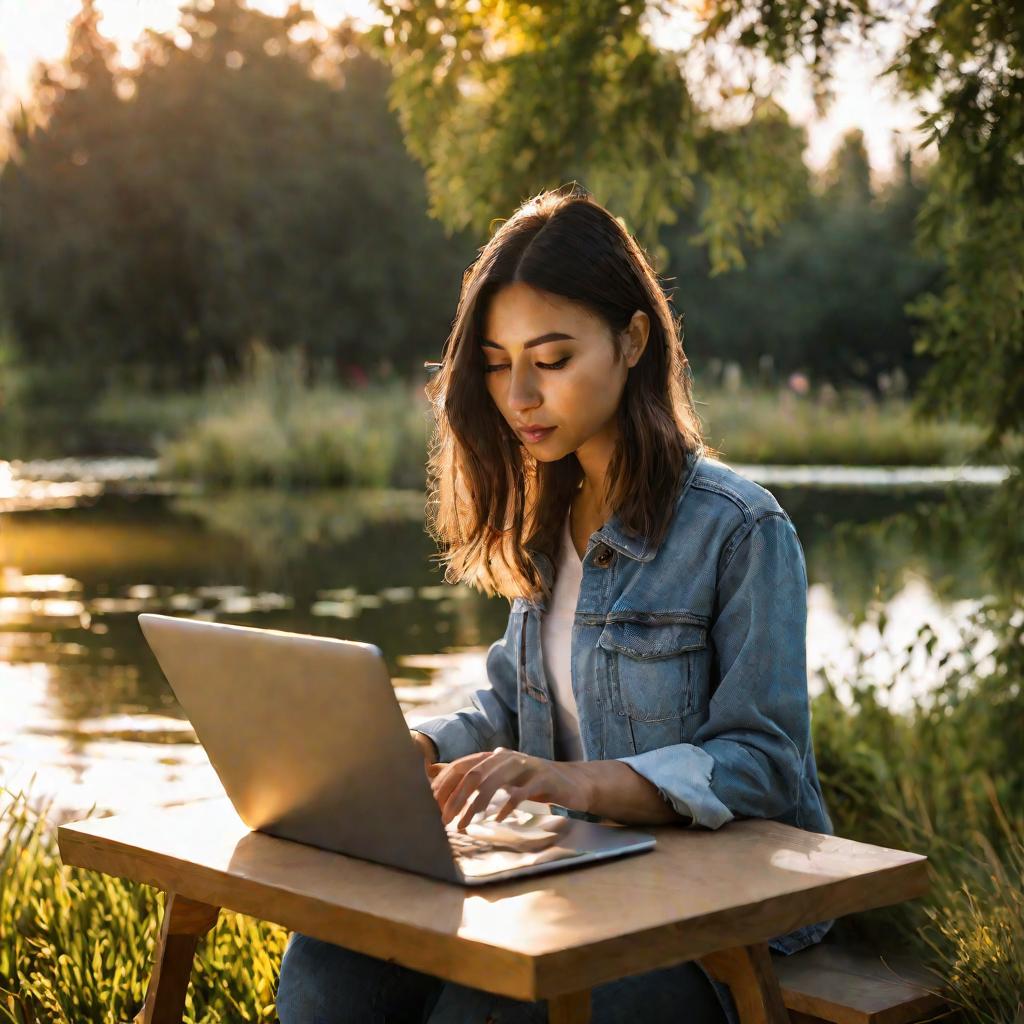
[409,730,441,777]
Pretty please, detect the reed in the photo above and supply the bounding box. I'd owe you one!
[85,349,1002,486]
[696,385,988,466]
[0,791,287,1023]
[156,349,429,489]
[809,598,1024,1022]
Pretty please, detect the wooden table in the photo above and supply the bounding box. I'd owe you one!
[57,799,928,1024]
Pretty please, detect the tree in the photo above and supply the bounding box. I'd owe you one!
[368,0,1021,452]
[365,0,810,270]
[666,133,941,389]
[0,0,128,402]
[0,0,475,389]
[698,0,1024,454]
[822,129,872,206]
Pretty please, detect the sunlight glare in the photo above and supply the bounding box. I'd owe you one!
[0,0,381,105]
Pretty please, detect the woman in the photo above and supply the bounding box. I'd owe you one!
[276,184,833,1023]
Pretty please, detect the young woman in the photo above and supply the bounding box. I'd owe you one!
[276,184,833,1024]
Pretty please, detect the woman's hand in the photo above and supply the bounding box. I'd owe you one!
[431,748,591,830]
[409,730,439,776]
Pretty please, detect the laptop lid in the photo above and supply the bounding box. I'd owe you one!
[138,614,462,882]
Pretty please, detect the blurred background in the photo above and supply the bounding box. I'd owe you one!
[0,2,1021,1020]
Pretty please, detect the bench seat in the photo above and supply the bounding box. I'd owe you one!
[771,944,948,1024]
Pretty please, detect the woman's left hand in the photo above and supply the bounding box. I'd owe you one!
[431,748,591,830]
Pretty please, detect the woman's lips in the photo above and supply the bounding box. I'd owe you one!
[518,426,556,443]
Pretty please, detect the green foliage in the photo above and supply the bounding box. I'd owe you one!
[698,0,1023,453]
[668,133,942,388]
[897,0,1024,450]
[698,383,985,465]
[810,600,1024,1023]
[158,347,429,488]
[0,790,289,1023]
[366,0,809,267]
[0,0,472,388]
[70,373,992,478]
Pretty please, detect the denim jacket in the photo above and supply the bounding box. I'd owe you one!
[414,450,834,957]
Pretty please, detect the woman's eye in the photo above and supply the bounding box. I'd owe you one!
[479,360,569,376]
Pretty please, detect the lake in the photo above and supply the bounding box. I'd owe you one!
[0,467,996,819]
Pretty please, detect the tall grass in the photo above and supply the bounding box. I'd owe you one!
[78,351,1000,486]
[810,597,1024,1021]
[697,385,988,466]
[0,791,288,1024]
[156,348,429,489]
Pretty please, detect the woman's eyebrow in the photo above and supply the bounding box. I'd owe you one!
[480,332,575,350]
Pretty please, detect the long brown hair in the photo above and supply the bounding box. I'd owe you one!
[426,184,706,600]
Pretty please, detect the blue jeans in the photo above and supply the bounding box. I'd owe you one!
[276,932,736,1024]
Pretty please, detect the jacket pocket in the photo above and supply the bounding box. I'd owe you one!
[598,618,707,722]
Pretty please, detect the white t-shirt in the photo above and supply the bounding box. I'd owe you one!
[541,513,585,761]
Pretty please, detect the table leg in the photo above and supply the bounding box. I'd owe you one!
[548,989,592,1024]
[698,943,789,1024]
[134,891,221,1024]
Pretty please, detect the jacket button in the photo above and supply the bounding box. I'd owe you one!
[593,546,614,568]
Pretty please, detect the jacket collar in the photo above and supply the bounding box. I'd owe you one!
[525,447,705,592]
[594,447,704,563]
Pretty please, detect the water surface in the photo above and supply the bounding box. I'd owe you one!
[0,475,994,818]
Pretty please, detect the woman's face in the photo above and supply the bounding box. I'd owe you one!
[480,282,648,464]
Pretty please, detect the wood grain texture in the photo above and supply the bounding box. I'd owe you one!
[700,944,789,1024]
[772,945,948,1024]
[133,892,220,1024]
[57,799,929,1002]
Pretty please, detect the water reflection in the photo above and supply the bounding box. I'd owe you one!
[0,483,996,817]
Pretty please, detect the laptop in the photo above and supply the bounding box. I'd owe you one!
[137,614,655,885]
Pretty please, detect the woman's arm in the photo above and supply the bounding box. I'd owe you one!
[434,513,809,830]
[577,760,692,824]
[431,750,691,828]
[411,729,439,767]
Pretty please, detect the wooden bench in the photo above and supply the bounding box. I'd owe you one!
[57,799,933,1024]
[773,943,948,1024]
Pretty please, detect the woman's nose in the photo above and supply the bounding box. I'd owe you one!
[507,364,540,412]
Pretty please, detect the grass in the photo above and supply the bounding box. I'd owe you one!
[4,345,1002,478]
[2,600,1022,1023]
[0,791,288,1023]
[152,349,430,489]
[808,596,1024,1021]
[152,371,992,487]
[696,385,990,467]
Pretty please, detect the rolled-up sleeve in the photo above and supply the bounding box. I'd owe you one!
[617,512,810,829]
[411,606,520,763]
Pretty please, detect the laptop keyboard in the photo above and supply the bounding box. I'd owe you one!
[443,807,575,858]
[446,829,508,857]
[445,814,587,879]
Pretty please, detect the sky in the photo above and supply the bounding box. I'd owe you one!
[0,0,929,180]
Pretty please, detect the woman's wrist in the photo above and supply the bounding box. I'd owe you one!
[574,759,687,825]
[410,730,439,764]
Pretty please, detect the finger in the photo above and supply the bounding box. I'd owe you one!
[426,762,447,779]
[493,785,529,823]
[443,755,515,827]
[432,753,490,810]
[430,753,481,806]
[451,757,529,830]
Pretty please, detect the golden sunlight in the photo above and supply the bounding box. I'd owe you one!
[0,0,379,100]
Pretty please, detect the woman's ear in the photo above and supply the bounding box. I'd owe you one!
[622,310,650,368]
